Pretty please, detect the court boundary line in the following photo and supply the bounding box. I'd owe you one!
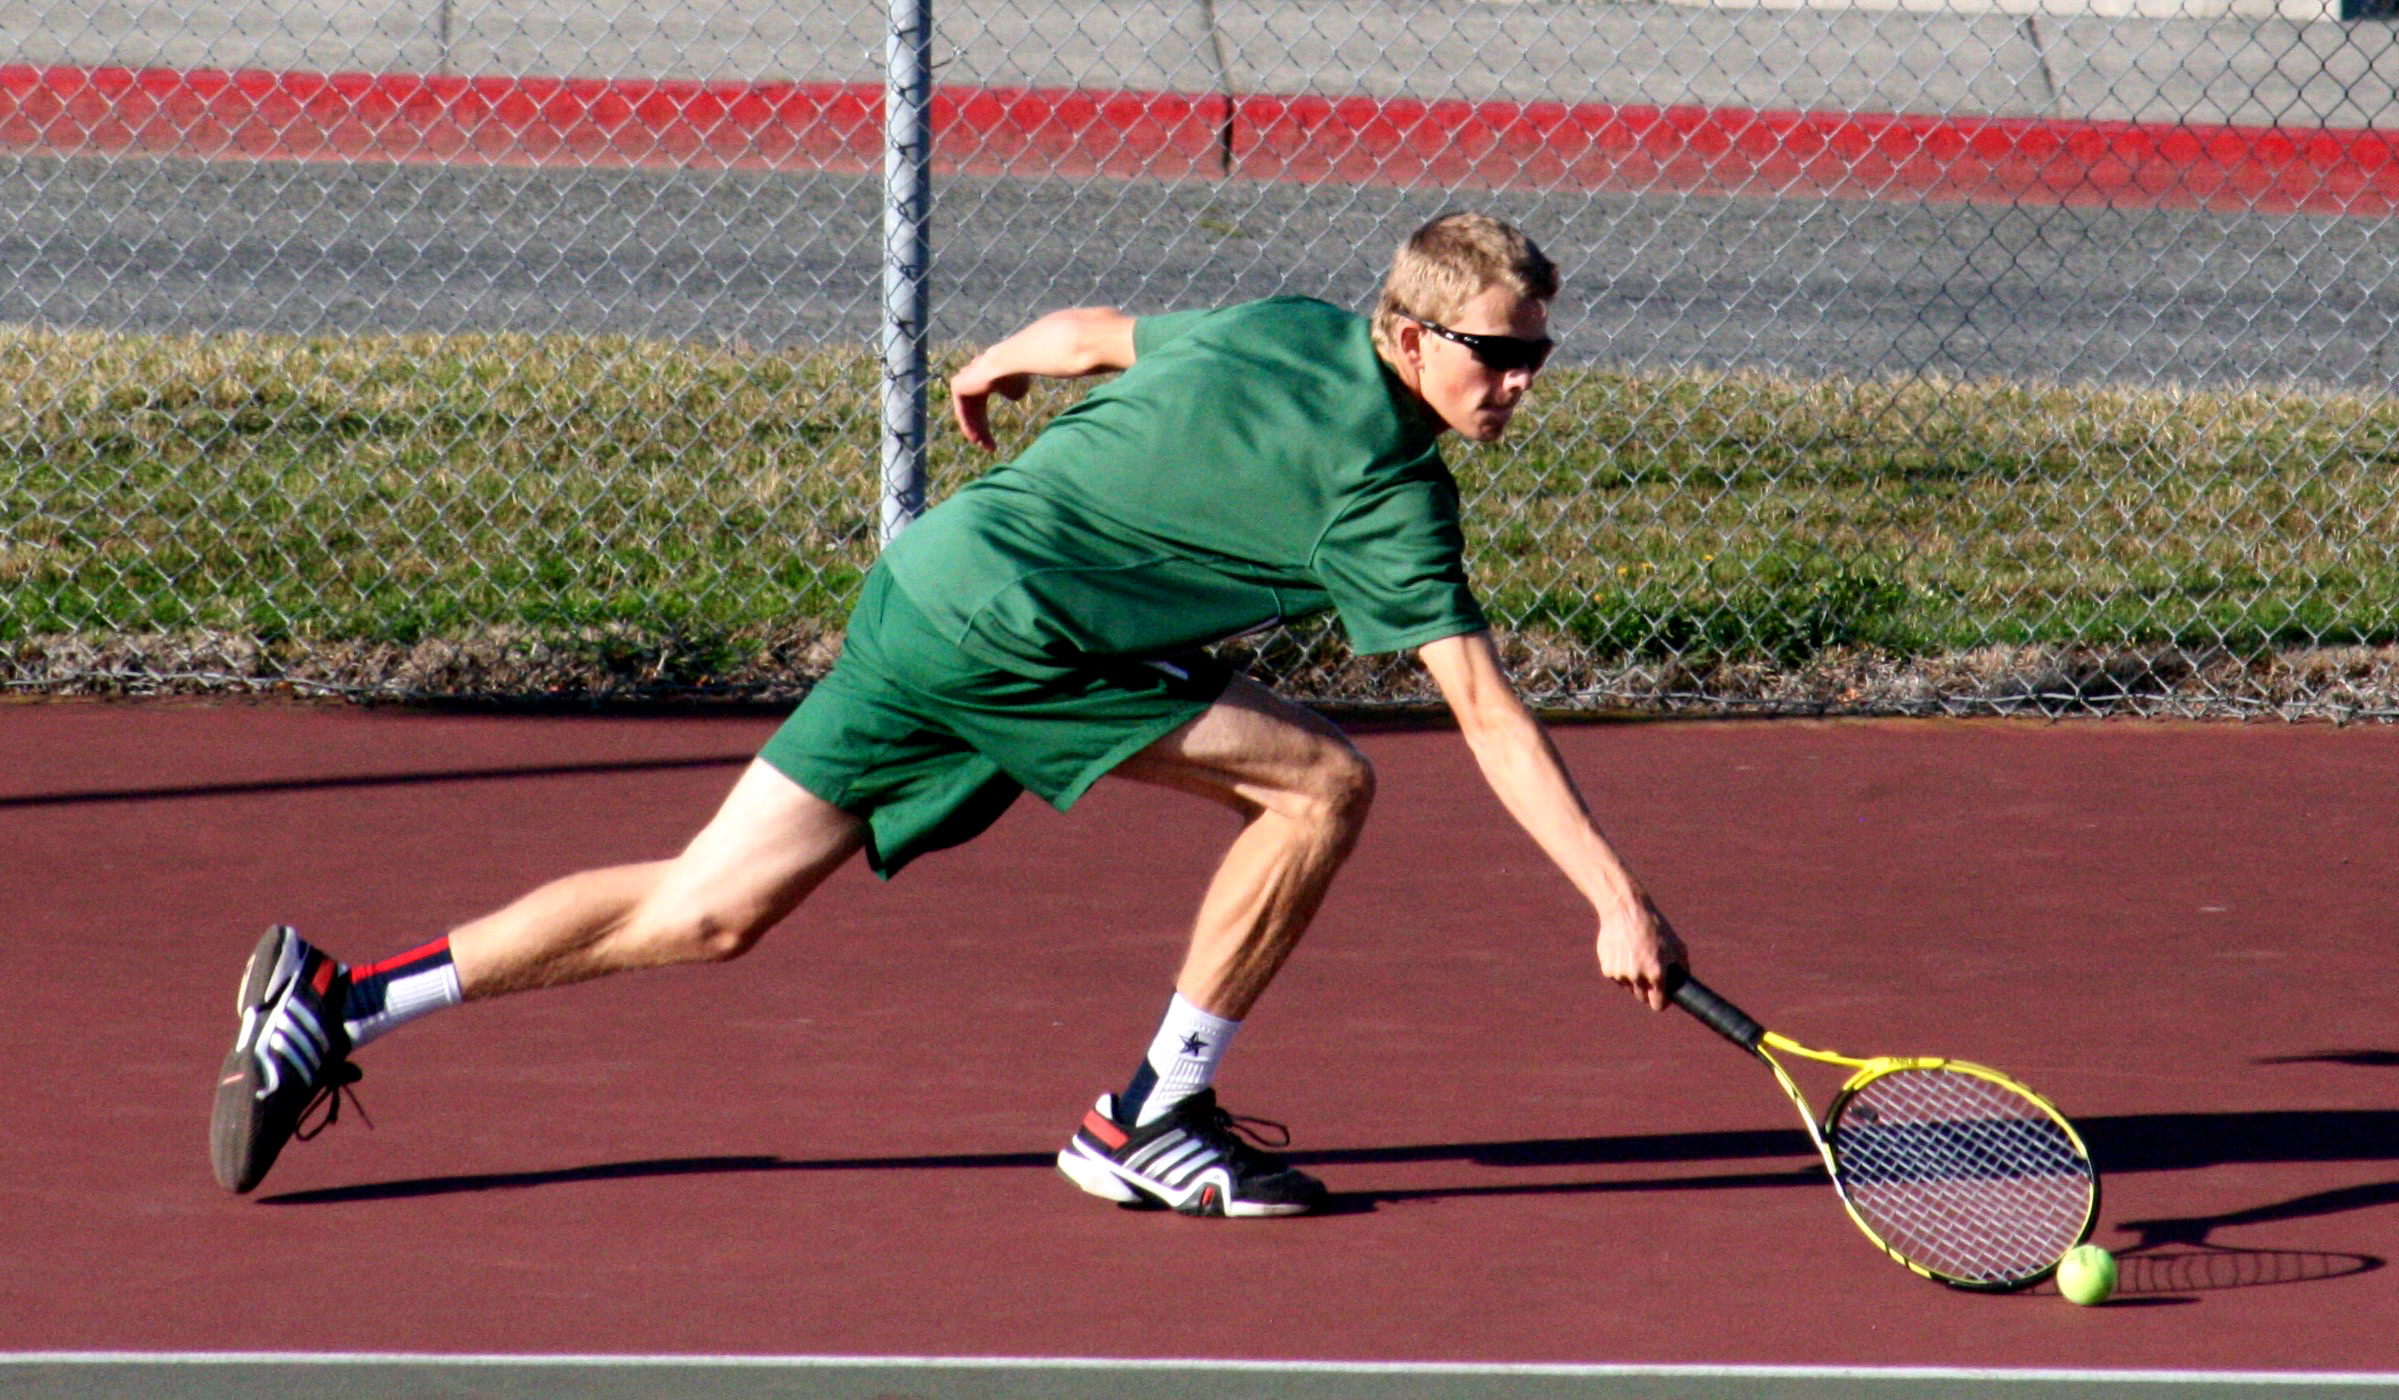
[5,1353,2397,1385]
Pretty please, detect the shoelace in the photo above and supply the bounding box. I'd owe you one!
[292,1061,370,1142]
[1194,1104,1294,1165]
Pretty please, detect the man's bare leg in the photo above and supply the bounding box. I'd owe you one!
[1054,676,1369,1215]
[1111,675,1376,1019]
[451,759,868,997]
[215,759,863,1193]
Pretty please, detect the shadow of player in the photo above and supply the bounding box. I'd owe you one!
[2256,1049,2399,1068]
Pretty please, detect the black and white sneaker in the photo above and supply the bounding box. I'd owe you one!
[210,925,363,1193]
[1056,1088,1328,1218]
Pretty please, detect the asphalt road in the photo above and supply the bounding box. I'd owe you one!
[7,0,2395,129]
[4,152,2393,390]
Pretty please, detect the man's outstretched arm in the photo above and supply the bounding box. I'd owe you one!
[948,307,1138,451]
[1418,630,1687,1009]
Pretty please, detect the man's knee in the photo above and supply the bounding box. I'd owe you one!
[1295,742,1376,840]
[624,790,860,966]
[626,900,774,965]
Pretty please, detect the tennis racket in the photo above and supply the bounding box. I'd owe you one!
[1665,968,2100,1291]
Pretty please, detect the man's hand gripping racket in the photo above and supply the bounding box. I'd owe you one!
[1665,968,2100,1291]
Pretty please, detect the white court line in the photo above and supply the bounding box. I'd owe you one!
[1,1354,2396,1386]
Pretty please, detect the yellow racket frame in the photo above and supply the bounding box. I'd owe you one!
[1753,1029,2101,1290]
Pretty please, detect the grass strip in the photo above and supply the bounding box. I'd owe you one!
[5,327,2398,701]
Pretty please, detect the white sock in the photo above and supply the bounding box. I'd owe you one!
[341,937,464,1049]
[1133,992,1241,1126]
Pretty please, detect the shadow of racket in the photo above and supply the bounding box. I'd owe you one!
[2098,1179,2396,1297]
[2111,1242,2382,1295]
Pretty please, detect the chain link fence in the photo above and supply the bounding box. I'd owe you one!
[2,0,2396,713]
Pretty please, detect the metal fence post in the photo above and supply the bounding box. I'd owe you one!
[879,0,933,545]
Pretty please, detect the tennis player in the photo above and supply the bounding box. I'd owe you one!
[211,212,1688,1215]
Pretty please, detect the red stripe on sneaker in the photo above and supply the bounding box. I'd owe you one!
[349,936,452,980]
[1081,1111,1129,1150]
[309,959,338,995]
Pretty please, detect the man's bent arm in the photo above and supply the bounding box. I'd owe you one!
[1418,630,1686,1009]
[950,307,1138,451]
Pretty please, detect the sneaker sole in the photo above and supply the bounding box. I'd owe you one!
[1055,1147,1151,1206]
[1055,1140,1314,1219]
[208,926,296,1194]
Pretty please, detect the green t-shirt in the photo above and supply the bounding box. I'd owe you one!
[880,295,1486,677]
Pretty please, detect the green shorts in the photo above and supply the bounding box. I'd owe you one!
[761,565,1231,878]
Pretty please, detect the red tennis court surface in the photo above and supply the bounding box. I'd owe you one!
[4,698,2397,1384]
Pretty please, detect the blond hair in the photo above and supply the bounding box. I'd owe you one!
[1372,213,1560,364]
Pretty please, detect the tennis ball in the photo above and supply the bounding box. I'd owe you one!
[2056,1244,2117,1305]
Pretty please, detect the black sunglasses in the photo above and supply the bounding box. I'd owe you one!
[1408,316,1554,373]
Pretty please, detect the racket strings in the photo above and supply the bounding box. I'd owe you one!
[1828,1067,2094,1286]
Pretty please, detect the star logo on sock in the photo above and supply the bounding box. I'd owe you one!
[1179,1032,1209,1057]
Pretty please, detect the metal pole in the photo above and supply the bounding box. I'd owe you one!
[1197,0,1236,175]
[879,0,933,544]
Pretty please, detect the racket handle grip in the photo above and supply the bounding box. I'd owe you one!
[1663,969,1767,1052]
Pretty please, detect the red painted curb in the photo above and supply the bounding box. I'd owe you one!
[2,62,2394,215]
